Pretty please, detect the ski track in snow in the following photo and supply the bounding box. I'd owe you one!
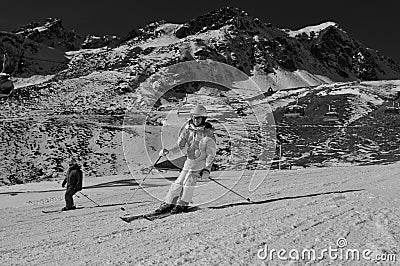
[1,163,399,265]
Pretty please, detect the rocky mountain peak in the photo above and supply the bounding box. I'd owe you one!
[13,17,83,51]
[81,34,119,49]
[209,6,250,17]
[174,6,254,38]
[13,18,62,34]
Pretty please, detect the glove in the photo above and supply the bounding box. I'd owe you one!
[200,169,210,179]
[159,148,169,157]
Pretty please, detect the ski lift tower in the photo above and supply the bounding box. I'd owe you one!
[384,92,400,114]
[0,54,14,98]
[323,104,339,122]
[276,135,284,170]
[284,97,305,118]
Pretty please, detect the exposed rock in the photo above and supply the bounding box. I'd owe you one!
[13,18,83,51]
[175,23,191,38]
[81,34,120,49]
[0,31,68,77]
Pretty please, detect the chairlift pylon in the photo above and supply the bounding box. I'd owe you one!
[0,54,14,98]
[177,97,195,117]
[284,97,305,118]
[323,104,339,122]
[384,100,400,115]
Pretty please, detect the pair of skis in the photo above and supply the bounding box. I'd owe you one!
[42,207,85,213]
[42,191,100,213]
[120,206,198,223]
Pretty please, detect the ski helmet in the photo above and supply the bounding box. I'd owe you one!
[190,104,207,117]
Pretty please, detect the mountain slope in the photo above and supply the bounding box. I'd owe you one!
[1,7,400,185]
[0,31,68,77]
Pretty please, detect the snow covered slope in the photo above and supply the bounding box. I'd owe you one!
[1,162,399,265]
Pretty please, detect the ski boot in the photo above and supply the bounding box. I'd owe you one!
[61,206,76,211]
[170,201,189,214]
[153,202,175,215]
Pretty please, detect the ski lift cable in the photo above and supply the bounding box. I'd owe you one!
[1,52,67,65]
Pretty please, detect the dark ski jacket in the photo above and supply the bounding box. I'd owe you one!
[62,164,83,191]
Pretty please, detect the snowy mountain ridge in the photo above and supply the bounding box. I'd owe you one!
[1,8,400,266]
[12,18,83,51]
[1,6,400,185]
[287,21,341,38]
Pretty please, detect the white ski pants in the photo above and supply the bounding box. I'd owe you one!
[164,169,200,205]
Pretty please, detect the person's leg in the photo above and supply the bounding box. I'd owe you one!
[164,170,189,205]
[179,171,200,205]
[171,171,200,213]
[65,188,75,209]
[154,170,189,214]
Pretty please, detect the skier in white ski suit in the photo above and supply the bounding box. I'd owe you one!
[155,104,217,214]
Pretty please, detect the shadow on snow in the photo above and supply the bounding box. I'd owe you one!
[208,189,365,209]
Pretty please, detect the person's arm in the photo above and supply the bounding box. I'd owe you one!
[61,169,69,187]
[74,169,83,191]
[61,178,67,188]
[163,128,188,156]
[204,136,217,172]
[199,137,217,179]
[74,170,81,188]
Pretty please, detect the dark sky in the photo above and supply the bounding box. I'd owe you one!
[1,0,399,63]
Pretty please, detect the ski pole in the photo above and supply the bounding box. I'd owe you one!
[121,155,162,211]
[208,177,252,202]
[78,191,101,207]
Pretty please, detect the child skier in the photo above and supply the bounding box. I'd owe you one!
[155,104,217,214]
